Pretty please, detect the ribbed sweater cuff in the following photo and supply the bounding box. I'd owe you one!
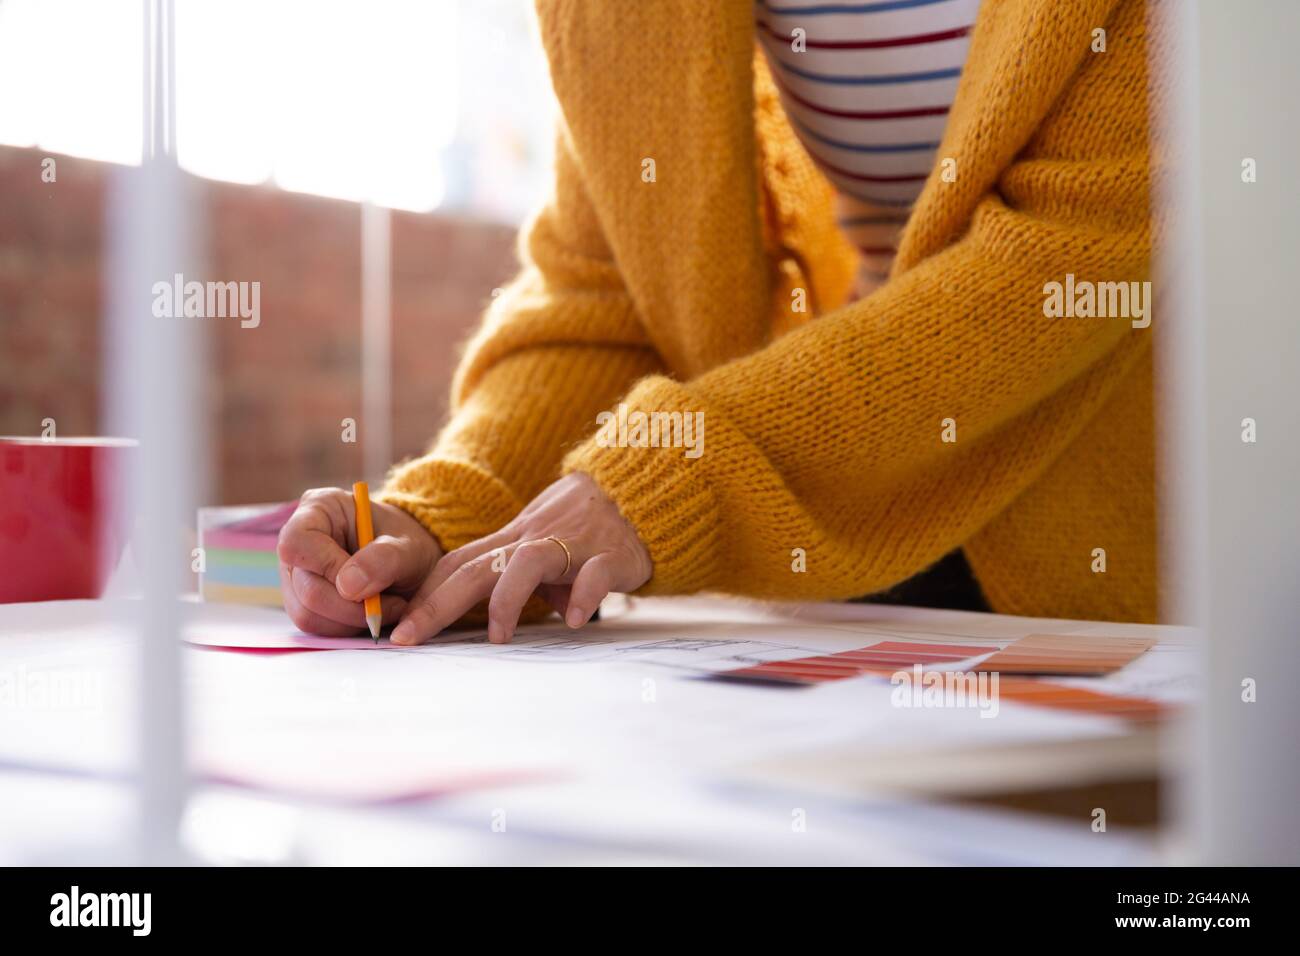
[378,458,524,554]
[562,380,722,595]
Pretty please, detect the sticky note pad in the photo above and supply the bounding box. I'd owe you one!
[198,501,296,608]
[974,634,1156,677]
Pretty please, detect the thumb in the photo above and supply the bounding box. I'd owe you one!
[336,534,423,600]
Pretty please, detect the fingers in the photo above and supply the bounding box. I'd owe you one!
[278,489,436,637]
[335,534,422,600]
[390,510,638,645]
[486,539,569,644]
[291,566,407,630]
[428,529,514,592]
[374,471,653,644]
[537,583,571,619]
[276,490,353,584]
[279,563,364,637]
[564,552,619,628]
[391,548,505,646]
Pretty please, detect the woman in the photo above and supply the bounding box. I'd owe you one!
[277,0,1157,645]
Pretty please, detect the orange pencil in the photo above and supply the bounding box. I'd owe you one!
[351,481,383,642]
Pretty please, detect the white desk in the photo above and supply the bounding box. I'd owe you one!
[0,595,1189,865]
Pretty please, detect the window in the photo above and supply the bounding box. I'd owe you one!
[0,0,555,220]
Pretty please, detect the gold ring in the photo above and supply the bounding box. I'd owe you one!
[544,535,572,576]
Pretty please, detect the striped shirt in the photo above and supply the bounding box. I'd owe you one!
[756,0,981,290]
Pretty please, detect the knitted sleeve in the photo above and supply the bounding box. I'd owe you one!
[564,64,1153,599]
[378,127,664,552]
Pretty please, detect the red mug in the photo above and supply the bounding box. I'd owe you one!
[0,437,136,603]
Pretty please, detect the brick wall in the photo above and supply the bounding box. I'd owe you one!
[0,146,520,505]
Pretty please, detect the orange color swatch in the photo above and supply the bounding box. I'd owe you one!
[989,676,1169,722]
[974,634,1156,677]
[720,641,999,686]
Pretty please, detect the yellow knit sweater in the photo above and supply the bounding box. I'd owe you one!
[382,0,1160,623]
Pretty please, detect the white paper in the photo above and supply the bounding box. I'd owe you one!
[1,597,1193,807]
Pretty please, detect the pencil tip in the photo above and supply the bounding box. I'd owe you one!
[367,613,382,642]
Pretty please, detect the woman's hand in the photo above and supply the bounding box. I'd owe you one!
[391,472,652,646]
[276,488,443,636]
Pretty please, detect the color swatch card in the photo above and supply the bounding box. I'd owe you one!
[717,641,1000,686]
[973,634,1156,677]
[712,634,1168,722]
[993,677,1167,722]
[197,501,296,608]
